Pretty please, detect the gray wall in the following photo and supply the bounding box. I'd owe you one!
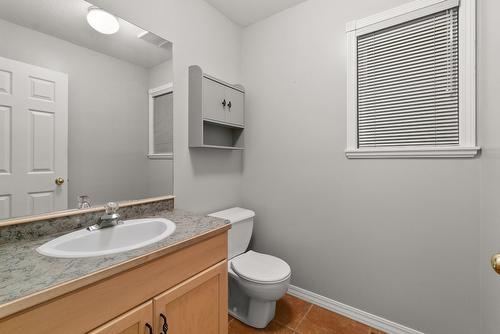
[240,1,480,333]
[149,59,173,88]
[92,0,244,213]
[70,0,499,332]
[0,18,173,208]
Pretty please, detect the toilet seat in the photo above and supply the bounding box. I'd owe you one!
[231,251,291,284]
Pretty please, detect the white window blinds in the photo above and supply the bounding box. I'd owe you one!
[357,7,459,148]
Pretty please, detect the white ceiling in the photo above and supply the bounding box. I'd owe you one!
[204,0,308,26]
[0,0,172,68]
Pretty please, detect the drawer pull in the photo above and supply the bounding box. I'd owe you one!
[222,99,227,107]
[228,101,232,109]
[145,323,153,334]
[160,313,169,333]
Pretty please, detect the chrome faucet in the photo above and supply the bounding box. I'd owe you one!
[87,202,122,231]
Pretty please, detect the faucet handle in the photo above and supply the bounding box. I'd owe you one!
[104,202,119,214]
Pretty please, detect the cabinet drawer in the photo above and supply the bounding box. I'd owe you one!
[88,302,153,334]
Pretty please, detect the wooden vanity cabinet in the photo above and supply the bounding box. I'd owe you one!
[0,231,228,334]
[153,261,227,334]
[89,261,227,334]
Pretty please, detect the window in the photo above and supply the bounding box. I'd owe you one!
[345,0,478,158]
[148,83,173,159]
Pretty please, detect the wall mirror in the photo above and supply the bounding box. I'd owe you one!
[0,0,174,221]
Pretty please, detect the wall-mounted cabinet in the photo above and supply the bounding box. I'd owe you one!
[189,65,245,150]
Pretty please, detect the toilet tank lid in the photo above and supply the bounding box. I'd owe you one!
[208,207,255,223]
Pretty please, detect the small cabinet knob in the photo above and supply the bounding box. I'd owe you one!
[228,101,232,109]
[55,177,65,186]
[222,99,226,107]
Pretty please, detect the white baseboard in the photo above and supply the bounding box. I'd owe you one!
[287,285,425,334]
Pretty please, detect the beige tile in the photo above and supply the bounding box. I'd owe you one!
[274,294,312,330]
[296,305,370,334]
[228,319,295,334]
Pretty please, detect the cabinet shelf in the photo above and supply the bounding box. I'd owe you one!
[203,118,245,129]
[189,65,245,150]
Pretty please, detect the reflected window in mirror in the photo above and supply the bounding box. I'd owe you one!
[148,84,173,160]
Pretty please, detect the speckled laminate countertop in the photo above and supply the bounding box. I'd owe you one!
[0,209,228,312]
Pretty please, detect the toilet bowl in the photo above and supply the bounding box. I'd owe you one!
[209,208,291,329]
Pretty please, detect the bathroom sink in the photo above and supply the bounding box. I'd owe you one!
[37,218,176,258]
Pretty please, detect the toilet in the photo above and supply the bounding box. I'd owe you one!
[209,207,291,329]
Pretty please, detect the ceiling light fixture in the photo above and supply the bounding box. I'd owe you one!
[86,6,120,35]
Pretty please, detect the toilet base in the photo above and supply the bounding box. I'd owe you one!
[228,277,276,328]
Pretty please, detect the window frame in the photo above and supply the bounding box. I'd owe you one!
[345,0,479,158]
[148,82,174,160]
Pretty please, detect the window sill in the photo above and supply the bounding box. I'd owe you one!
[147,153,173,160]
[345,146,481,159]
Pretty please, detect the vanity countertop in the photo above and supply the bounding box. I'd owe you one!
[0,209,229,318]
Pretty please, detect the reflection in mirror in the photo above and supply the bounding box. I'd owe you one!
[0,0,173,221]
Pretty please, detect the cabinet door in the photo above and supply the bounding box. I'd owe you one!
[203,77,226,123]
[88,302,153,334]
[225,88,244,126]
[154,261,228,334]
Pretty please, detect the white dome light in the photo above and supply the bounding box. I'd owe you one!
[86,7,120,35]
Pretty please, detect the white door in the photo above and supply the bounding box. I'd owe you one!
[0,56,68,219]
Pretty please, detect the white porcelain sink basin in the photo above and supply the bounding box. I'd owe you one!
[37,218,176,258]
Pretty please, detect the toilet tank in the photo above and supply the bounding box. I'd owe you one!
[208,207,255,260]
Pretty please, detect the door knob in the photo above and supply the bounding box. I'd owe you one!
[55,177,65,186]
[491,253,500,275]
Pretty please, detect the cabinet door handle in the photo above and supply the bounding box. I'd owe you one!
[222,99,227,107]
[160,313,169,333]
[145,323,153,334]
[228,101,232,109]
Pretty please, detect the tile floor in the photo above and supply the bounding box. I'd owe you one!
[228,294,386,334]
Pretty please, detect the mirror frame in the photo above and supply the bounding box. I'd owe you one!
[0,195,175,227]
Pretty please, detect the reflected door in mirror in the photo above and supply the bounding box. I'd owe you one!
[0,56,68,219]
